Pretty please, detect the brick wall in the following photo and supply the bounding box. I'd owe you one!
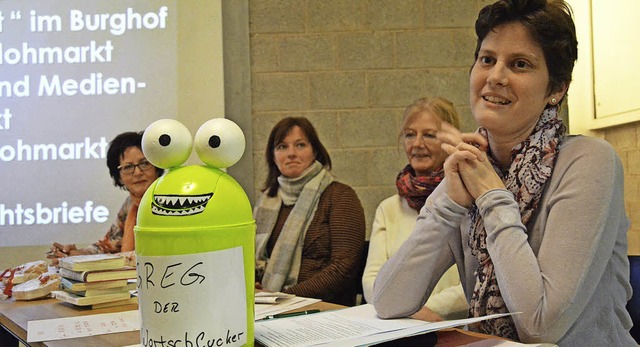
[248,0,481,236]
[602,123,640,255]
[246,0,638,253]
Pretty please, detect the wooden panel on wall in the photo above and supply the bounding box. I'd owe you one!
[592,0,640,122]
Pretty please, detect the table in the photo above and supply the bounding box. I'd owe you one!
[0,298,140,347]
[0,298,346,346]
[1,298,504,346]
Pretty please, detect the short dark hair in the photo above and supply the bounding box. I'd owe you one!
[262,117,331,197]
[106,131,164,188]
[474,0,578,106]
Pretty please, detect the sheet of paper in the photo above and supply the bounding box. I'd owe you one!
[255,291,295,304]
[337,311,517,347]
[255,291,294,298]
[26,293,319,343]
[255,297,284,304]
[27,309,140,342]
[255,296,321,320]
[255,303,516,347]
[464,340,554,347]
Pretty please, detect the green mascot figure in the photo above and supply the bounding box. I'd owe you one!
[136,118,255,346]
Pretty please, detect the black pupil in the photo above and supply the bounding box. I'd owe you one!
[159,134,171,146]
[209,135,221,148]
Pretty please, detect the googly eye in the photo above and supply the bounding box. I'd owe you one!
[194,118,245,168]
[142,119,193,169]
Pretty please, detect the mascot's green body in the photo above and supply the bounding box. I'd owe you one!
[135,119,255,347]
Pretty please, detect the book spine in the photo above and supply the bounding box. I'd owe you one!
[58,268,86,282]
[66,295,81,305]
[53,291,80,305]
[84,286,130,297]
[59,277,77,289]
[58,259,74,271]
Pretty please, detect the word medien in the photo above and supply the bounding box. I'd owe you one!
[141,329,245,347]
[0,137,107,162]
[0,201,109,226]
[39,73,145,96]
[0,74,144,97]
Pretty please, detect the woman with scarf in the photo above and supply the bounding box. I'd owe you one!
[372,0,635,345]
[254,117,365,306]
[362,97,467,320]
[48,131,163,265]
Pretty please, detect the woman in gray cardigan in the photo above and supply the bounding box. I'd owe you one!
[371,0,635,345]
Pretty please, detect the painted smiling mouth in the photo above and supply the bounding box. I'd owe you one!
[151,193,213,216]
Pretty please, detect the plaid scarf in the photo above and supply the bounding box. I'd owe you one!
[468,108,566,340]
[396,164,444,212]
[254,161,333,292]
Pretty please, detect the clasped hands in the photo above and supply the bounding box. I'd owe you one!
[437,123,505,208]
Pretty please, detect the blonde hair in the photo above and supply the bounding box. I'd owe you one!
[399,97,461,140]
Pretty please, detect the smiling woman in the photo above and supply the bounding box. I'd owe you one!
[469,22,567,157]
[372,0,635,345]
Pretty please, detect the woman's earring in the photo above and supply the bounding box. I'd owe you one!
[551,98,557,105]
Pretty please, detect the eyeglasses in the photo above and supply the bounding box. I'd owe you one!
[118,159,153,175]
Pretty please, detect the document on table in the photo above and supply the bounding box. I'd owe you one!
[464,340,556,347]
[255,291,295,304]
[26,293,319,342]
[255,303,517,347]
[255,293,321,320]
[27,310,140,343]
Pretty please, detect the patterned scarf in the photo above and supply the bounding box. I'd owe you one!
[395,164,444,212]
[468,108,566,340]
[254,161,334,292]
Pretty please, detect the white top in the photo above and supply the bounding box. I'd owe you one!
[363,194,468,319]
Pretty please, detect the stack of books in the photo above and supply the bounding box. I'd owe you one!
[53,254,137,308]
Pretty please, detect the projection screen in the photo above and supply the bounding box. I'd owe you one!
[0,0,225,247]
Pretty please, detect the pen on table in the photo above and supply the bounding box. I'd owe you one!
[262,309,320,320]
